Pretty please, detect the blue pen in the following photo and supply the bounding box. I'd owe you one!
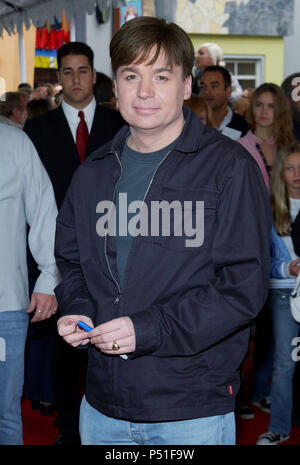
[77,320,92,332]
[77,321,128,360]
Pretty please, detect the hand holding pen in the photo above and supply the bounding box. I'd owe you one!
[57,316,130,359]
[57,315,94,347]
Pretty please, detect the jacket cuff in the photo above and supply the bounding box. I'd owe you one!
[33,266,61,295]
[129,310,159,358]
[281,261,292,278]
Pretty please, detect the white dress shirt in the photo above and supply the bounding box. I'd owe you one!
[217,106,242,140]
[61,98,96,142]
[0,123,60,312]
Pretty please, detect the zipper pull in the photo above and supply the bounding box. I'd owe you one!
[114,294,121,304]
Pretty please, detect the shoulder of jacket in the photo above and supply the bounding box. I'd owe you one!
[24,106,62,130]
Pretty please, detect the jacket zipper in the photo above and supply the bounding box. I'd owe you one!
[104,151,122,304]
[141,150,171,204]
[104,149,171,303]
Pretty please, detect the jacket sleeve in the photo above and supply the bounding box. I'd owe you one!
[22,133,60,294]
[23,118,40,153]
[54,176,96,320]
[270,227,293,279]
[129,152,272,358]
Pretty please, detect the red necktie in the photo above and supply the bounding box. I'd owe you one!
[76,111,89,163]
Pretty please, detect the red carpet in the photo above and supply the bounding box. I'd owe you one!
[22,398,59,445]
[236,406,300,445]
[21,335,300,445]
[236,335,300,445]
[21,397,300,445]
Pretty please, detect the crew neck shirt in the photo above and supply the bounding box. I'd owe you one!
[115,139,177,287]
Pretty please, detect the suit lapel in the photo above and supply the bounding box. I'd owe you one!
[85,104,102,156]
[55,105,80,163]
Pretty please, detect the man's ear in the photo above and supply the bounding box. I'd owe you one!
[226,85,232,100]
[113,78,118,100]
[184,75,192,101]
[93,69,97,85]
[12,107,21,124]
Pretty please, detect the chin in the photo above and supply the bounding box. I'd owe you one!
[127,115,160,128]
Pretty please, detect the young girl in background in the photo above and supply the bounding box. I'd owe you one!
[256,142,300,445]
[237,86,294,422]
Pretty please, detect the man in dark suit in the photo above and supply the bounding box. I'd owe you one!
[24,42,124,208]
[24,41,124,444]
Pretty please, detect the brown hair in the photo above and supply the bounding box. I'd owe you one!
[57,41,94,70]
[26,98,53,120]
[270,141,300,235]
[184,96,214,127]
[110,16,194,79]
[0,91,28,118]
[246,83,294,150]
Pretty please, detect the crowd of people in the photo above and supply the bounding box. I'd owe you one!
[0,15,300,446]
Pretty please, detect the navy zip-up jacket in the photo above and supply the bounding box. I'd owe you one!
[55,108,272,421]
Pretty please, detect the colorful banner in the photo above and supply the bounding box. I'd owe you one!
[35,11,70,69]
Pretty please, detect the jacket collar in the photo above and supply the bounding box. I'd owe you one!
[91,107,205,161]
[176,107,205,153]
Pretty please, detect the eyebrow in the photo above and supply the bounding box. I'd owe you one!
[200,80,221,85]
[61,66,90,72]
[256,99,274,104]
[119,66,173,74]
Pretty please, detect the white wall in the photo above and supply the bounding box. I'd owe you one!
[284,0,300,78]
[86,10,114,78]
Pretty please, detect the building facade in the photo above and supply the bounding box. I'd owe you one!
[1,0,299,93]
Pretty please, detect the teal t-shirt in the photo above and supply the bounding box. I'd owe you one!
[115,139,177,288]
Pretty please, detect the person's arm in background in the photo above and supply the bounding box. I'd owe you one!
[270,226,300,279]
[21,132,60,322]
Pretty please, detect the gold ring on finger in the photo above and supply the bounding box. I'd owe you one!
[112,340,120,351]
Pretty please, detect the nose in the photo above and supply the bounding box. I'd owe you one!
[72,70,80,84]
[194,56,200,67]
[137,76,154,99]
[200,87,210,99]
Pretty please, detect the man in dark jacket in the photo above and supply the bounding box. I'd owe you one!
[56,17,271,445]
[199,65,249,140]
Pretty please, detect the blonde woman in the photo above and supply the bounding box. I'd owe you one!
[194,42,225,70]
[256,142,300,445]
[238,83,294,191]
[194,42,242,100]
